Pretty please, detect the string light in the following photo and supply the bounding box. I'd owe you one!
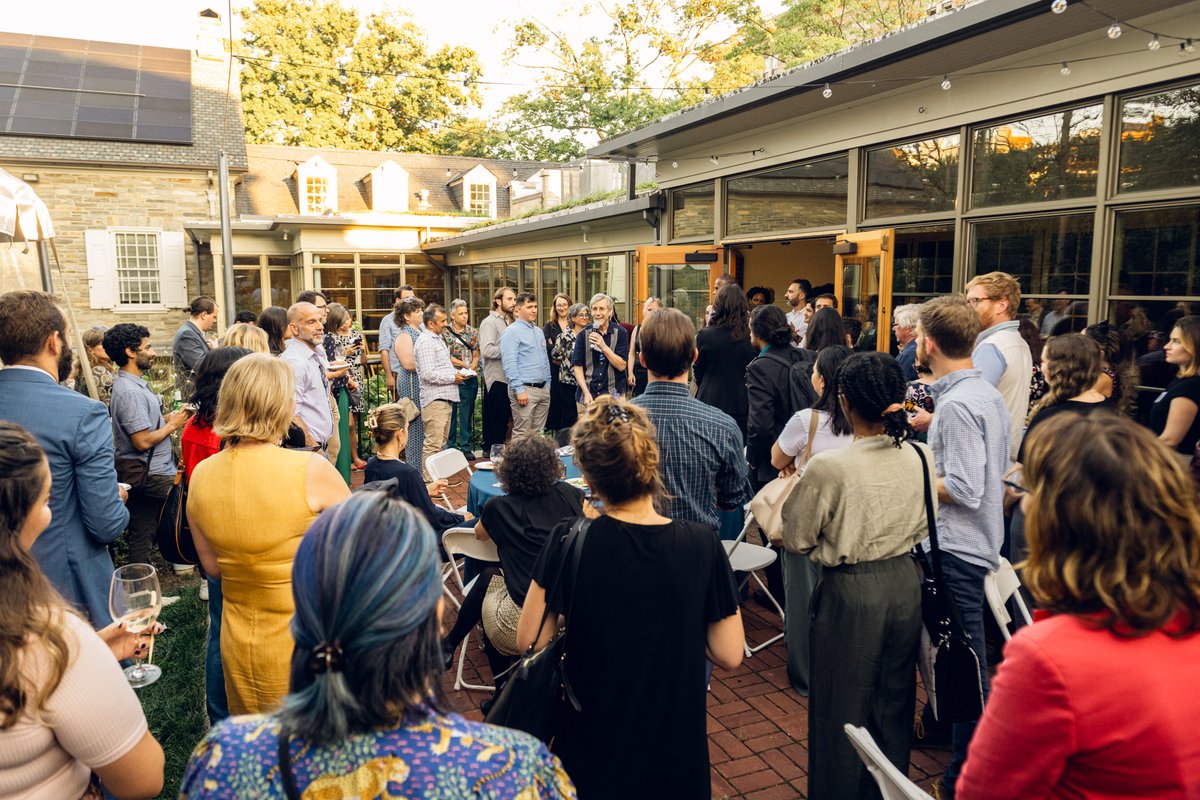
[710,155,719,165]
[1107,21,1122,39]
[1060,62,1071,76]
[822,82,832,99]
[1186,39,1197,53]
[940,75,952,90]
[1050,0,1067,13]
[671,160,678,168]
[581,90,591,101]
[1149,35,1161,51]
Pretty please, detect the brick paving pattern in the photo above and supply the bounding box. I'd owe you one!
[354,461,951,798]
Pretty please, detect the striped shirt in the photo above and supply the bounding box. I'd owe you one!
[632,381,753,531]
[926,368,1010,570]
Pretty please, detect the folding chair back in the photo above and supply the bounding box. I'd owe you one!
[441,528,501,693]
[983,557,1034,641]
[844,725,934,800]
[724,509,784,655]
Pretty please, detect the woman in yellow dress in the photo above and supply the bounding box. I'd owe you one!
[188,353,349,715]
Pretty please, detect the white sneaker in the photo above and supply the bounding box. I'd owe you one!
[161,595,181,607]
[198,582,209,601]
[173,564,195,575]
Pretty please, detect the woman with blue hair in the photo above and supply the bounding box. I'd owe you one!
[180,490,576,799]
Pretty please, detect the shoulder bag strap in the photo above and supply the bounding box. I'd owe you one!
[800,410,820,468]
[909,442,941,576]
[447,327,472,350]
[277,726,301,800]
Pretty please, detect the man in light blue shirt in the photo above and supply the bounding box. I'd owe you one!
[499,292,551,438]
[280,302,334,448]
[917,295,1010,797]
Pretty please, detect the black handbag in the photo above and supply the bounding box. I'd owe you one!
[114,453,149,490]
[911,442,985,724]
[484,516,590,743]
[155,468,198,566]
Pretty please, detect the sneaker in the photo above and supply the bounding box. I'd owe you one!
[199,582,209,602]
[173,564,195,575]
[161,595,181,607]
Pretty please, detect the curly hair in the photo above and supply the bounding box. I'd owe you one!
[749,304,793,349]
[746,286,775,305]
[0,423,72,731]
[1027,334,1101,424]
[571,396,664,506]
[837,351,914,448]
[393,296,426,328]
[805,307,845,353]
[189,347,252,428]
[495,435,562,497]
[102,322,149,367]
[1083,321,1138,416]
[1021,411,1200,635]
[710,284,750,342]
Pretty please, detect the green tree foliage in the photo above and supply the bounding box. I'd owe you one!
[487,0,759,160]
[239,0,483,151]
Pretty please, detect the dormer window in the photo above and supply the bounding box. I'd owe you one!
[468,183,491,215]
[448,164,497,218]
[365,160,409,213]
[294,156,338,215]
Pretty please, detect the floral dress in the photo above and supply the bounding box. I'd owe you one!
[394,325,424,467]
[324,332,365,413]
[1028,363,1049,416]
[179,709,576,799]
[552,329,580,386]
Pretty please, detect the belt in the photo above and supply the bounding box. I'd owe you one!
[525,382,547,388]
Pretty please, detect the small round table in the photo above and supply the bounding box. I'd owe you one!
[467,454,583,516]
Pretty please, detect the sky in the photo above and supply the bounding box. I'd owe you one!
[2,0,781,114]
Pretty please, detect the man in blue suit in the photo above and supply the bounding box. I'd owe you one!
[0,291,130,625]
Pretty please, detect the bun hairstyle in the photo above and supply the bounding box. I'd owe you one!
[837,351,915,448]
[571,396,664,506]
[749,304,794,348]
[0,422,71,730]
[367,400,420,446]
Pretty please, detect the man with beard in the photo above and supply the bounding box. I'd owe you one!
[0,291,130,625]
[784,278,811,341]
[105,323,192,569]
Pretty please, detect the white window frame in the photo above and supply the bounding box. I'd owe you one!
[112,227,165,311]
[468,182,492,216]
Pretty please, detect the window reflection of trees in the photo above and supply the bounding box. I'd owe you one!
[970,105,1103,207]
[865,136,959,218]
[1118,84,1200,193]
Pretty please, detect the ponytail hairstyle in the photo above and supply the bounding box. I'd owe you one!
[812,345,854,437]
[749,304,794,349]
[1027,333,1101,424]
[279,491,445,745]
[0,423,72,730]
[837,351,915,448]
[571,396,664,506]
[366,400,420,448]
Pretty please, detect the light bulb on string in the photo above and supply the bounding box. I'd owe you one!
[1107,21,1122,39]
[581,90,591,101]
[941,75,952,91]
[671,161,678,169]
[1186,39,1197,53]
[710,155,719,166]
[1060,62,1071,76]
[1149,35,1161,51]
[1050,0,1067,13]
[821,83,832,99]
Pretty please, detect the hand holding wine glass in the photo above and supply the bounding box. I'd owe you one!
[108,563,163,688]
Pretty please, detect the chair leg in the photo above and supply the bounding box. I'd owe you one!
[453,630,496,693]
[745,571,785,655]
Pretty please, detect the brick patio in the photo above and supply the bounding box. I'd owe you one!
[357,461,951,799]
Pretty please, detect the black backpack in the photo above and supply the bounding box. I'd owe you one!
[764,348,818,417]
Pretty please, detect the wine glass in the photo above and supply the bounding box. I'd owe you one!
[489,444,506,465]
[108,563,163,688]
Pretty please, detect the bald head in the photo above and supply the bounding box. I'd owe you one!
[287,302,324,348]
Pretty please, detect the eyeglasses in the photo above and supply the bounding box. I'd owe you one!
[966,297,989,307]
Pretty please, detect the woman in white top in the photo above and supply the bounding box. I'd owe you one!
[0,422,164,800]
[769,344,854,695]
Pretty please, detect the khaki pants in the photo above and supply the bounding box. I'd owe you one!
[509,384,550,439]
[325,394,341,466]
[421,399,454,479]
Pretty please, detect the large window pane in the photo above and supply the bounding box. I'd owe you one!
[470,265,490,327]
[232,269,261,316]
[585,253,629,322]
[970,105,1103,207]
[670,182,714,240]
[403,262,445,308]
[651,263,709,329]
[1110,298,1198,360]
[892,224,955,296]
[1112,205,1200,297]
[1118,84,1200,193]
[726,155,849,237]
[865,135,959,219]
[314,268,357,315]
[268,269,293,309]
[971,214,1093,295]
[360,268,402,331]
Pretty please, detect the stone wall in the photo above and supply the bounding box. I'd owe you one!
[0,163,214,345]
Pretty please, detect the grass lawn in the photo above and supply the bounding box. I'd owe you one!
[135,584,209,798]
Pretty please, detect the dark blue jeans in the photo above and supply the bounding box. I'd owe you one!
[448,376,478,452]
[206,577,229,724]
[938,551,990,796]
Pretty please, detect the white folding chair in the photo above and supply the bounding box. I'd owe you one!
[983,557,1033,641]
[844,724,935,800]
[725,511,785,656]
[442,528,501,692]
[426,449,472,513]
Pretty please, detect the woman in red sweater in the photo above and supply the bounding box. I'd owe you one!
[179,345,252,726]
[958,412,1200,799]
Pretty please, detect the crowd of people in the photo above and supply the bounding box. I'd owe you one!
[0,267,1199,799]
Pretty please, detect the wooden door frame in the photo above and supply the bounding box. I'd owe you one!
[635,245,723,323]
[834,230,895,353]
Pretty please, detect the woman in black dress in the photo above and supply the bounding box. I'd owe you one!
[694,284,756,440]
[627,296,661,398]
[518,397,744,799]
[544,292,576,432]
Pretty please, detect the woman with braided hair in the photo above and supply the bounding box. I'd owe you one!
[780,351,933,800]
[180,490,574,799]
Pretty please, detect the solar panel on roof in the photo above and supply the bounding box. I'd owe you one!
[0,33,191,145]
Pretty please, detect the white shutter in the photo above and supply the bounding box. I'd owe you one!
[84,229,116,309]
[160,231,188,309]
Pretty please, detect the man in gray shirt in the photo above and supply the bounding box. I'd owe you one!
[105,323,191,566]
[479,286,515,453]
